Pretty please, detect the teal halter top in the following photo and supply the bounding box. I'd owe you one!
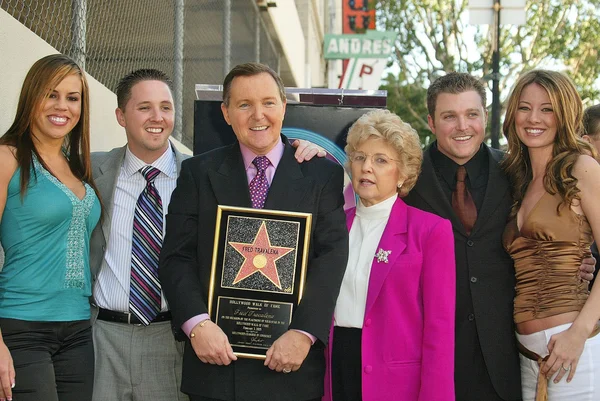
[0,158,101,321]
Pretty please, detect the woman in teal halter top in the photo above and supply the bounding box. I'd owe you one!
[0,55,102,401]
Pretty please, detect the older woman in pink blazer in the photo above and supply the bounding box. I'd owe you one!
[323,109,456,401]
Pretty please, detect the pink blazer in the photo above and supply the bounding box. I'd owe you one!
[323,197,456,401]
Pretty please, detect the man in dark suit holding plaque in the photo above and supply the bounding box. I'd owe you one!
[159,63,349,401]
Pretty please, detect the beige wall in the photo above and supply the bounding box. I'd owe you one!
[0,8,191,154]
[266,2,306,86]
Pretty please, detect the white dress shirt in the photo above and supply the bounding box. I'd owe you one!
[334,194,396,328]
[94,144,177,312]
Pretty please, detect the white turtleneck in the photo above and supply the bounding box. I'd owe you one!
[334,194,397,328]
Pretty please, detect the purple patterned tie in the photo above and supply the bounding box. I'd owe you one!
[129,166,162,325]
[249,156,270,209]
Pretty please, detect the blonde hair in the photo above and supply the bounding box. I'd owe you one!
[345,109,423,197]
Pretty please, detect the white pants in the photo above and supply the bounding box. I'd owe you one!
[516,322,600,401]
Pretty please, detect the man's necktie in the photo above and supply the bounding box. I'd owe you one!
[452,165,478,235]
[129,166,163,325]
[249,156,270,209]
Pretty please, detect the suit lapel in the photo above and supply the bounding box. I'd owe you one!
[346,210,355,231]
[208,139,313,211]
[348,198,407,315]
[413,145,510,237]
[264,142,312,211]
[470,146,510,235]
[208,144,253,207]
[413,148,466,235]
[95,147,126,241]
[172,142,187,173]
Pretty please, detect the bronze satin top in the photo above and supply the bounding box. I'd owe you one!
[503,192,592,324]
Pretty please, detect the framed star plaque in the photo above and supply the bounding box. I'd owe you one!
[208,205,312,359]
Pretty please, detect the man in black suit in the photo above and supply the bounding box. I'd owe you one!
[402,73,522,401]
[159,63,349,401]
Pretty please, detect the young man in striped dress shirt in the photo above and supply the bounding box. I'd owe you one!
[89,69,189,401]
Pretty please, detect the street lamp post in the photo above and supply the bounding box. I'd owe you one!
[468,0,525,149]
[491,0,501,149]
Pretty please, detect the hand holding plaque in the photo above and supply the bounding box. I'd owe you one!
[209,206,312,359]
[264,330,311,372]
[190,320,237,366]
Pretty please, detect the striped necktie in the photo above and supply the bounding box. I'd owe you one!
[129,166,163,325]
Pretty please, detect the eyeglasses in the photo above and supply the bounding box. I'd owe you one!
[348,152,400,167]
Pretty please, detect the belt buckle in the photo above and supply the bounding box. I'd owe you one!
[126,312,142,326]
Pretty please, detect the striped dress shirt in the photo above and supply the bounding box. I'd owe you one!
[93,144,177,313]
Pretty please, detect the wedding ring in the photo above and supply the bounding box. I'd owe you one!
[282,368,291,373]
[562,364,571,371]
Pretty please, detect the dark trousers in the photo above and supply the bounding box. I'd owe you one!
[192,394,321,401]
[0,318,94,401]
[332,327,362,401]
[455,325,510,401]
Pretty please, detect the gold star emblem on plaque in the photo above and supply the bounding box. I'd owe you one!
[228,222,294,289]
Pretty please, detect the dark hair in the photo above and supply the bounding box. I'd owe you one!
[583,104,600,138]
[222,63,285,106]
[501,69,596,216]
[0,53,100,202]
[115,69,173,110]
[426,72,487,120]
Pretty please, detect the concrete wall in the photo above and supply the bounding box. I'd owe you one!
[327,0,344,88]
[0,8,191,154]
[265,2,306,86]
[307,5,326,87]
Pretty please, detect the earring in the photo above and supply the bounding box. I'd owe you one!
[397,183,403,189]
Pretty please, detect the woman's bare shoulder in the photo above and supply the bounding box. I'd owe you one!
[0,145,18,179]
[572,154,600,180]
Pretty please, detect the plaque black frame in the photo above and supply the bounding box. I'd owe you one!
[208,205,312,359]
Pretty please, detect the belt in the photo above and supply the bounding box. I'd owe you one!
[517,323,600,401]
[97,308,172,325]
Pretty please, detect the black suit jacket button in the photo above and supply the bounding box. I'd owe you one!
[470,276,478,283]
[468,313,475,321]
[467,240,474,247]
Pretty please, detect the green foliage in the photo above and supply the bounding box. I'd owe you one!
[377,0,600,146]
[381,72,432,144]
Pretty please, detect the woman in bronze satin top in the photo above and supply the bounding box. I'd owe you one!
[502,70,600,400]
